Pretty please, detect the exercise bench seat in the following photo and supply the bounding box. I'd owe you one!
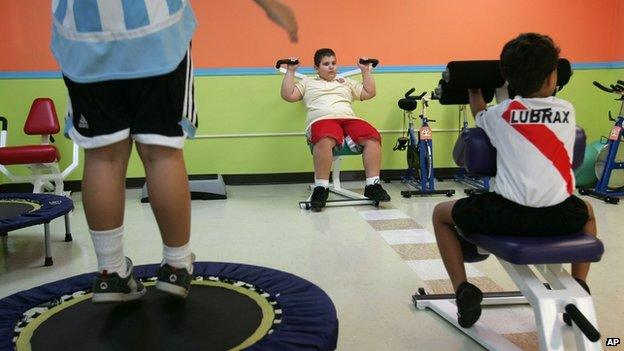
[462,231,604,265]
[0,145,60,165]
[414,124,604,351]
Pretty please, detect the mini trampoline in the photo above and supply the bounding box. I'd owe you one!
[0,193,73,266]
[0,262,339,351]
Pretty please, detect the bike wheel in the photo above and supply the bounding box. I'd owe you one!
[594,140,624,189]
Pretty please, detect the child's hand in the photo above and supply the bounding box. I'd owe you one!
[286,57,299,72]
[357,57,372,72]
[254,0,299,43]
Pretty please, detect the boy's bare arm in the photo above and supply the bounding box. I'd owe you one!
[280,62,302,102]
[253,0,298,43]
[468,88,487,118]
[358,58,376,100]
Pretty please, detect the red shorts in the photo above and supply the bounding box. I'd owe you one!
[309,118,381,150]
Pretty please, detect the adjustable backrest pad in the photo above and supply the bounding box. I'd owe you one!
[455,126,586,176]
[23,98,60,135]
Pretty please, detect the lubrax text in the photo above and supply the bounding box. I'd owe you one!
[510,108,570,124]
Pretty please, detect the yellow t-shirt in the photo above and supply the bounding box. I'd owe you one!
[295,76,364,129]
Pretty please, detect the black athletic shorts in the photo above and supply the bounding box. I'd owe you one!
[452,192,589,236]
[63,53,197,149]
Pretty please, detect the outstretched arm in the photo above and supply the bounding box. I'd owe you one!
[468,88,487,118]
[253,0,299,43]
[280,59,303,102]
[358,58,376,100]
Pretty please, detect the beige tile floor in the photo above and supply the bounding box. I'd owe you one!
[0,181,622,350]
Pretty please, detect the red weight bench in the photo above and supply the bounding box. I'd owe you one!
[0,98,78,195]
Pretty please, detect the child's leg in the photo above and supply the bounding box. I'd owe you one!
[310,119,343,185]
[571,200,597,281]
[137,143,193,297]
[358,137,390,201]
[312,137,337,181]
[342,119,382,179]
[135,143,191,249]
[432,200,467,291]
[82,139,133,230]
[433,199,483,328]
[359,138,381,178]
[83,139,133,275]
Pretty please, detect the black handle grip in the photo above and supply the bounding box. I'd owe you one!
[564,304,601,342]
[417,91,427,99]
[0,116,6,131]
[593,81,613,93]
[275,58,299,69]
[359,58,379,67]
[405,88,416,98]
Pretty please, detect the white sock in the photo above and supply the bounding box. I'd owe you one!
[315,179,330,188]
[366,176,380,186]
[90,226,128,277]
[163,242,194,273]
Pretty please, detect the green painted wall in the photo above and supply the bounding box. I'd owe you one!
[0,68,622,184]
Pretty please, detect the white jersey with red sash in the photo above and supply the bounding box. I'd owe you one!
[476,96,576,207]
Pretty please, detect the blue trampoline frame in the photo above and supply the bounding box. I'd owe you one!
[0,261,338,351]
[0,192,73,266]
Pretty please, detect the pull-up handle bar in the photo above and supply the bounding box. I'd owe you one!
[275,58,378,69]
[275,58,300,69]
[359,58,379,67]
[276,57,379,79]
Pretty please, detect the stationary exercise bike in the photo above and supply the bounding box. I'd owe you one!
[394,88,454,198]
[579,80,624,204]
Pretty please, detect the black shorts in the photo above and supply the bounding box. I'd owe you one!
[452,192,589,236]
[63,53,197,149]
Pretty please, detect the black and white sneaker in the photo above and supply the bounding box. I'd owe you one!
[92,257,146,304]
[155,254,195,298]
[456,281,483,328]
[364,182,391,202]
[310,186,329,211]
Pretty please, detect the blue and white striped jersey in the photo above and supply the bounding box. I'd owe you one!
[51,0,197,83]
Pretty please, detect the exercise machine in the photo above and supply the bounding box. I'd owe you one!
[453,105,490,195]
[415,126,604,351]
[394,88,454,198]
[578,80,624,204]
[276,58,383,210]
[0,98,79,195]
[141,174,226,202]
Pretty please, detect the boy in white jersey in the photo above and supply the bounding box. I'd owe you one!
[280,48,391,211]
[431,33,597,328]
